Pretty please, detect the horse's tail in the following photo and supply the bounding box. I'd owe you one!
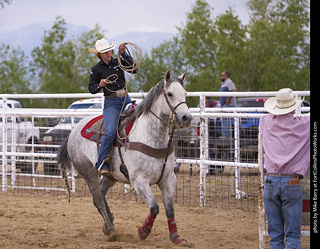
[57,136,71,202]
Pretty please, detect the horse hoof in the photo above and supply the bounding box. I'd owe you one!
[102,224,117,237]
[138,226,150,240]
[102,225,119,241]
[170,233,187,245]
[106,230,119,241]
[174,236,187,245]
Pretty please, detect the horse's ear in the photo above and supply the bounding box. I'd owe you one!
[178,72,187,85]
[165,70,171,83]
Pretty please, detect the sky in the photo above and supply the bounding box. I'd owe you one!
[0,0,250,37]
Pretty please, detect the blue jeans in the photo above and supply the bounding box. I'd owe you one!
[221,104,236,137]
[264,173,302,249]
[95,95,131,169]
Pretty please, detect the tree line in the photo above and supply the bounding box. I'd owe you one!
[0,0,310,108]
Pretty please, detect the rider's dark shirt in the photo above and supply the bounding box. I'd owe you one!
[88,52,137,96]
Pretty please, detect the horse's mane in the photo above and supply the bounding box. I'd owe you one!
[135,79,165,118]
[135,76,182,118]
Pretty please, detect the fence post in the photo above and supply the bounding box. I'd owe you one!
[11,112,17,186]
[294,94,302,116]
[1,96,8,192]
[234,116,241,199]
[199,94,206,207]
[32,116,36,187]
[258,132,266,249]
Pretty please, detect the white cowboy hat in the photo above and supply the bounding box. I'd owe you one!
[264,88,304,115]
[88,38,116,54]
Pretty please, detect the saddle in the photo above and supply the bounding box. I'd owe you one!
[80,108,135,144]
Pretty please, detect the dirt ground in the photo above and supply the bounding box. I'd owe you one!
[0,193,259,249]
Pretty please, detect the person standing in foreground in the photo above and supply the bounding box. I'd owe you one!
[88,38,137,176]
[259,88,310,249]
[219,71,237,138]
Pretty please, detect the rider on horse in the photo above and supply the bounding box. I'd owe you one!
[88,38,137,176]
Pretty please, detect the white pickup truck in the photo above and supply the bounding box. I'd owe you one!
[0,99,40,173]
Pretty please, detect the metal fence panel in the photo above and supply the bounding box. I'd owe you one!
[1,92,310,213]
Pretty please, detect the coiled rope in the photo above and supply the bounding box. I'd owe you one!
[104,42,146,90]
[117,42,152,89]
[102,42,146,140]
[117,42,142,75]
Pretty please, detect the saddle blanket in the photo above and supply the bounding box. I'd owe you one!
[80,115,134,143]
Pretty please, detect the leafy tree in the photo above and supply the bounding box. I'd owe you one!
[0,44,32,94]
[31,16,104,107]
[244,0,310,91]
[139,0,309,102]
[73,24,105,91]
[138,0,248,106]
[178,0,217,92]
[213,8,247,90]
[136,0,218,105]
[135,37,186,92]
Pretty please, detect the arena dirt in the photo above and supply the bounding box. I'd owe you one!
[0,193,258,248]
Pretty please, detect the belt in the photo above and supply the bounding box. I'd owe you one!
[105,93,118,98]
[105,88,127,98]
[267,173,303,179]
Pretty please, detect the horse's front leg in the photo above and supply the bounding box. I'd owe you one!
[158,171,187,245]
[132,178,159,240]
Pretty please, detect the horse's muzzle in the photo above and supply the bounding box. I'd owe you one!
[177,113,192,128]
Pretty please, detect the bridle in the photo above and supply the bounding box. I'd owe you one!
[163,90,187,119]
[150,88,187,126]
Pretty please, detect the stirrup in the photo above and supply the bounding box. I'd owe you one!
[100,168,110,177]
[97,161,110,176]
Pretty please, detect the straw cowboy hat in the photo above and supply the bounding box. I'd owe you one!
[88,38,116,54]
[264,88,304,115]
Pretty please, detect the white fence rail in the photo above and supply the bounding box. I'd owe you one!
[1,91,310,209]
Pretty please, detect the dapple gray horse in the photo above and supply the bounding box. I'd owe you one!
[57,70,192,245]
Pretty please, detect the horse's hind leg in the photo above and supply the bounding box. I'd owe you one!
[100,176,116,224]
[80,168,117,239]
[132,179,159,240]
[158,172,187,245]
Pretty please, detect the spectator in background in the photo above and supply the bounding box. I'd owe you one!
[259,88,310,249]
[205,97,220,108]
[219,71,237,138]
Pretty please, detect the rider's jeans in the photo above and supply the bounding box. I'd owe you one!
[95,95,131,169]
[264,173,302,249]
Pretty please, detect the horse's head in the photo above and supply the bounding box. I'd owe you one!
[162,70,192,128]
[136,70,192,128]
